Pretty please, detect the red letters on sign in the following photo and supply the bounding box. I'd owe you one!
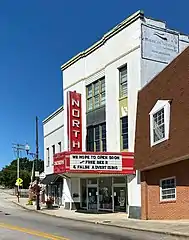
[67,91,82,151]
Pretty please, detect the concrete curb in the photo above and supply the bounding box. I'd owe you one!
[11,201,189,239]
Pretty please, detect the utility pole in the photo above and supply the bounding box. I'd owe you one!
[12,143,28,202]
[35,116,40,210]
[36,116,39,172]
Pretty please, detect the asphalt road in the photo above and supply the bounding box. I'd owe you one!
[0,191,177,240]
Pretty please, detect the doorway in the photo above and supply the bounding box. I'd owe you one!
[88,187,97,210]
[113,186,127,212]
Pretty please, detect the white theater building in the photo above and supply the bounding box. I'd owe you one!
[42,10,189,218]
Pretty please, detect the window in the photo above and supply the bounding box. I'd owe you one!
[87,85,93,111]
[160,177,176,201]
[86,77,106,111]
[46,148,50,167]
[101,123,106,151]
[95,125,100,151]
[101,78,105,105]
[153,108,165,142]
[58,142,62,152]
[119,66,127,98]
[86,123,106,152]
[87,127,94,151]
[121,116,128,150]
[94,82,100,108]
[149,100,171,146]
[52,145,55,156]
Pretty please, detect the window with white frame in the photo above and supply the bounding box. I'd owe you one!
[160,177,176,201]
[119,65,128,98]
[153,108,165,143]
[149,100,171,146]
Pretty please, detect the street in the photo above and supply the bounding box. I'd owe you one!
[0,191,179,240]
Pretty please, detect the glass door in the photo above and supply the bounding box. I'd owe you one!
[99,177,112,211]
[88,187,97,210]
[113,186,126,212]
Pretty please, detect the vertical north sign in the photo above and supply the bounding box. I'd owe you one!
[67,91,82,151]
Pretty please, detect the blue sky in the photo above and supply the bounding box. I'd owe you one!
[0,0,188,169]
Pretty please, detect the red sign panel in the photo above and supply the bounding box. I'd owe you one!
[67,91,82,151]
[54,151,135,175]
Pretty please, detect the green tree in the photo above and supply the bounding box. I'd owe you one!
[0,158,44,188]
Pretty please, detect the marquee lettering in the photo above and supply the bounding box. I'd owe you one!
[72,109,80,118]
[72,98,80,107]
[67,91,82,151]
[72,119,80,128]
[73,130,80,138]
[72,140,80,149]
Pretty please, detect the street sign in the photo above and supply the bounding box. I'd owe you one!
[16,178,23,186]
[35,171,39,177]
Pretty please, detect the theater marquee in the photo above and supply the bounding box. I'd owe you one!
[54,151,135,175]
[70,154,122,171]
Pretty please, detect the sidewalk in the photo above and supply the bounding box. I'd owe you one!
[8,196,189,238]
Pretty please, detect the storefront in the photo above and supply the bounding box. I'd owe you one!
[53,151,135,212]
[80,176,127,212]
[41,174,63,206]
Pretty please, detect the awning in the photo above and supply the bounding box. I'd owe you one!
[40,174,60,185]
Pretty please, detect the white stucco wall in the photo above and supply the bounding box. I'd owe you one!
[141,34,189,88]
[43,107,64,175]
[63,18,141,90]
[179,35,189,52]
[62,178,71,208]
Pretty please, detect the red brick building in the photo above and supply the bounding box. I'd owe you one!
[135,47,189,220]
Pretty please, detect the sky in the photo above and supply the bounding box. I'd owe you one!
[0,0,188,169]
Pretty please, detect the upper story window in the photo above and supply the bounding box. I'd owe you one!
[86,78,105,112]
[119,65,128,98]
[86,123,106,152]
[153,108,165,142]
[52,145,55,156]
[149,100,171,147]
[160,177,176,201]
[46,148,50,167]
[121,116,128,150]
[58,142,62,152]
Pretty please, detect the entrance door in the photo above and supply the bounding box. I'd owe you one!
[88,187,97,210]
[114,187,127,212]
[51,185,57,205]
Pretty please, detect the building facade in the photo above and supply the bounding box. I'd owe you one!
[43,106,64,205]
[43,10,189,218]
[135,47,189,220]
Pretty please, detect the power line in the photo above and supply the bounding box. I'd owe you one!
[12,143,27,193]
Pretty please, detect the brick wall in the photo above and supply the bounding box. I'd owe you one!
[141,160,189,220]
[135,47,189,170]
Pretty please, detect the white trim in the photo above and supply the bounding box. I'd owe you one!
[139,154,189,171]
[43,106,64,124]
[63,45,140,91]
[149,100,171,147]
[61,11,143,71]
[160,176,176,202]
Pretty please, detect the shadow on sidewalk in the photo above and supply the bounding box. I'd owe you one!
[75,209,114,215]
